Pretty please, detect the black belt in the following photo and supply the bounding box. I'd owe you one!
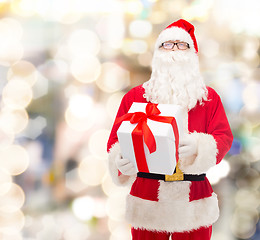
[137,172,206,182]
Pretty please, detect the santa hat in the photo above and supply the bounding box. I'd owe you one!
[155,19,198,52]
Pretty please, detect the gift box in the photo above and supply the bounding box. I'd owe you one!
[116,102,184,175]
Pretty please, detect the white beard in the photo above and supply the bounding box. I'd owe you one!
[143,49,208,110]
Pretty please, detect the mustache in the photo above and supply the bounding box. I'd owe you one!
[152,51,192,67]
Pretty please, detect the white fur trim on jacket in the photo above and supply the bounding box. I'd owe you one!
[108,142,136,186]
[126,179,219,233]
[179,132,218,174]
[155,27,196,52]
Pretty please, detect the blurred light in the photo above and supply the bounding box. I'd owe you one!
[92,104,109,126]
[2,80,33,109]
[11,0,36,17]
[65,107,96,131]
[31,0,50,20]
[230,208,258,239]
[38,59,69,84]
[229,138,242,155]
[108,219,122,235]
[246,137,260,162]
[0,168,12,196]
[201,39,219,58]
[78,156,106,186]
[0,127,14,147]
[161,0,185,15]
[149,11,167,24]
[207,159,230,184]
[138,52,153,67]
[222,78,244,113]
[123,39,148,55]
[70,55,101,83]
[23,141,43,173]
[72,196,95,221]
[64,84,79,98]
[68,94,93,119]
[88,129,110,159]
[106,92,124,119]
[7,60,37,87]
[109,225,132,240]
[129,20,152,38]
[65,168,88,193]
[108,218,131,239]
[36,215,62,239]
[54,43,70,61]
[0,18,23,41]
[0,210,25,234]
[35,1,82,24]
[32,73,48,99]
[96,62,130,93]
[250,142,260,161]
[124,0,143,15]
[182,0,212,21]
[0,108,29,134]
[96,15,125,49]
[0,145,29,176]
[0,183,25,213]
[0,20,23,66]
[242,82,260,111]
[213,65,233,89]
[51,0,81,24]
[0,232,23,240]
[242,38,259,60]
[106,191,127,221]
[239,122,253,138]
[213,0,260,36]
[65,94,96,130]
[235,189,259,210]
[93,198,107,218]
[68,29,100,57]
[233,62,251,83]
[63,223,90,240]
[72,196,106,219]
[24,116,47,139]
[75,0,123,14]
[101,173,119,197]
[212,232,232,240]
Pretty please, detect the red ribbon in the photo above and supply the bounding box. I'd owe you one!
[116,103,179,173]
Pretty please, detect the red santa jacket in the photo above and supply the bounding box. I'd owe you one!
[107,85,233,233]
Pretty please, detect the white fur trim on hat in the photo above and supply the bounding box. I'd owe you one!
[155,27,195,51]
[179,132,218,174]
[126,185,219,233]
[108,142,137,186]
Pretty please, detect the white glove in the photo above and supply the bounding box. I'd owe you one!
[115,157,137,176]
[179,134,198,159]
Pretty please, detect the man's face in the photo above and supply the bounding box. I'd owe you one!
[144,36,206,109]
[153,39,193,65]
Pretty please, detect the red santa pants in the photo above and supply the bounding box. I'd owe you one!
[131,225,212,240]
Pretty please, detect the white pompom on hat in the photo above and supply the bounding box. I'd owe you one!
[155,19,198,52]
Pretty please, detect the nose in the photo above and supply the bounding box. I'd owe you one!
[172,44,178,51]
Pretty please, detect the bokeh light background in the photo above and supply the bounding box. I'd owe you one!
[0,0,259,239]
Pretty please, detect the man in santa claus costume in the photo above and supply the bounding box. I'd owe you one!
[107,19,233,240]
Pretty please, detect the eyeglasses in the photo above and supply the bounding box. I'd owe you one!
[160,42,190,50]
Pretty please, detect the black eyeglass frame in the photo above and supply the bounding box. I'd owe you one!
[160,42,190,50]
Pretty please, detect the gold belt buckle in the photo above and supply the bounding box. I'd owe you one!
[165,163,184,181]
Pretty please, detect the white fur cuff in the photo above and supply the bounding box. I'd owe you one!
[179,132,218,174]
[126,193,219,233]
[108,142,136,186]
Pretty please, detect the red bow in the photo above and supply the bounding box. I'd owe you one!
[116,103,179,173]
